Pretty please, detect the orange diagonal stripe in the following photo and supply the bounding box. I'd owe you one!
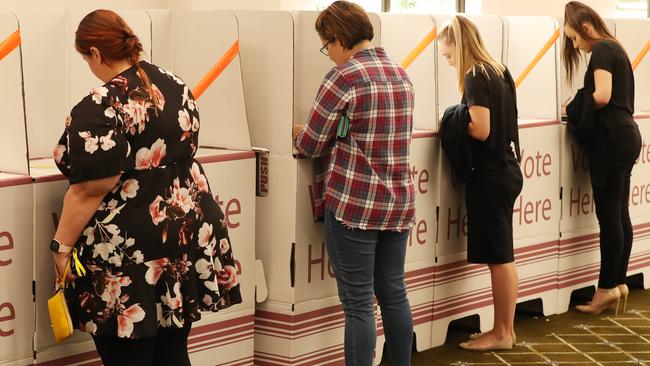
[515,28,561,88]
[401,27,437,69]
[632,40,650,71]
[192,40,240,100]
[0,29,21,62]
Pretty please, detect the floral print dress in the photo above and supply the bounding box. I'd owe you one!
[54,61,242,338]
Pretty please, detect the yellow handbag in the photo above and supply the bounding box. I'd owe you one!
[47,251,78,343]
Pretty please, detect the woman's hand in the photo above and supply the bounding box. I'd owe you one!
[52,252,75,282]
[292,125,304,140]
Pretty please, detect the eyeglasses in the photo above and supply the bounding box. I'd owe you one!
[320,41,331,56]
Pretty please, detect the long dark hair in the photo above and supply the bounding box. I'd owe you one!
[75,9,160,107]
[562,1,618,82]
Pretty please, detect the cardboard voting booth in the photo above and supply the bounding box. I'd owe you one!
[505,16,561,316]
[0,174,34,366]
[617,19,650,289]
[0,12,28,176]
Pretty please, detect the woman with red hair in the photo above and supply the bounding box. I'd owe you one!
[49,10,241,365]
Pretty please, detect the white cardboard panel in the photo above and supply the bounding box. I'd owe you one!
[515,120,561,241]
[254,153,298,302]
[188,309,254,365]
[628,215,650,289]
[254,296,387,365]
[147,9,173,71]
[171,11,251,151]
[195,148,257,315]
[513,234,559,316]
[191,149,256,363]
[235,11,294,155]
[69,10,153,105]
[378,13,437,131]
[434,15,504,117]
[556,227,601,313]
[293,11,381,126]
[435,153,467,257]
[293,157,339,301]
[504,16,559,120]
[33,340,97,365]
[431,251,492,347]
[0,177,33,364]
[32,178,92,353]
[8,12,61,165]
[407,133,438,263]
[0,357,32,366]
[629,117,650,221]
[0,14,28,175]
[559,124,599,233]
[615,18,650,113]
[404,259,435,352]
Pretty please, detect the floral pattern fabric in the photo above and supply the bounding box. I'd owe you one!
[54,61,242,338]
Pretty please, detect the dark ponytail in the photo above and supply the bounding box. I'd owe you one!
[562,1,619,83]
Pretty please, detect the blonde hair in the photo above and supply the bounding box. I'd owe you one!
[438,15,505,93]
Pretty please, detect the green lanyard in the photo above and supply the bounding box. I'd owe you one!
[337,113,350,138]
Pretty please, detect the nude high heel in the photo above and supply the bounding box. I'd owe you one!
[617,284,629,313]
[575,287,621,316]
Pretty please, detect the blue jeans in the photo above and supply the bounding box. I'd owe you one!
[324,210,413,366]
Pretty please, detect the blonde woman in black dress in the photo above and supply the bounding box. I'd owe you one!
[438,15,523,351]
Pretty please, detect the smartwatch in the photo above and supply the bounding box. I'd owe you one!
[50,239,73,254]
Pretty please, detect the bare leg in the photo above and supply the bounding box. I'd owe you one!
[463,262,517,349]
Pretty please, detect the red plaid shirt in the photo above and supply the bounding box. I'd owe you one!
[295,47,415,230]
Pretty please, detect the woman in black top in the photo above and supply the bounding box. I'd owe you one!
[438,15,523,351]
[563,1,641,315]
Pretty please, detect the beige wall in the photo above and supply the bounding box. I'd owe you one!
[169,0,316,10]
[0,0,167,9]
[0,0,319,11]
[170,0,281,10]
[481,0,618,18]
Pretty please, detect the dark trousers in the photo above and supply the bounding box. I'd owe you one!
[324,210,413,366]
[593,164,635,289]
[591,121,641,289]
[92,323,192,366]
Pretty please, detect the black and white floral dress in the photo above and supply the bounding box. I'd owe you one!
[54,61,242,339]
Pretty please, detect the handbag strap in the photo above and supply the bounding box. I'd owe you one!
[58,257,71,288]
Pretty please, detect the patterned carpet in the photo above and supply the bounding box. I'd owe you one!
[450,311,650,365]
[396,278,650,365]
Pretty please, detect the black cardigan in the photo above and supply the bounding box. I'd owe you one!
[440,103,473,183]
[566,87,596,145]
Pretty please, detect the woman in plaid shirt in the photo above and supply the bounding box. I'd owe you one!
[293,2,415,365]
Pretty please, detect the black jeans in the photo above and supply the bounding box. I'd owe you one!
[92,323,192,366]
[591,121,641,289]
[592,164,634,289]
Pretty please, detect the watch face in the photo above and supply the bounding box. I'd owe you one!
[50,239,60,252]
